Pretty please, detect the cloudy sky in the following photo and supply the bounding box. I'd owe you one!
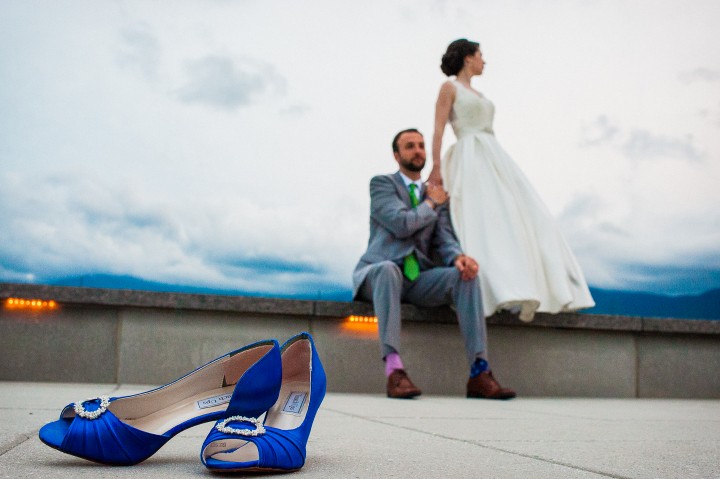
[1,0,719,298]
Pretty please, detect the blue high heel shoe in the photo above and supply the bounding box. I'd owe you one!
[39,339,281,466]
[201,332,326,472]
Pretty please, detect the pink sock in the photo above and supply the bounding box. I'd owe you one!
[384,352,404,377]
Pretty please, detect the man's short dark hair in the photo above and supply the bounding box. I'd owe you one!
[392,128,422,152]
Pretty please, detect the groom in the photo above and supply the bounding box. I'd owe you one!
[352,128,515,400]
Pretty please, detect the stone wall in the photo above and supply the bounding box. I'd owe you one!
[1,283,719,398]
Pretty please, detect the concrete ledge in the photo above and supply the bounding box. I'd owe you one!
[1,283,719,398]
[0,282,313,315]
[5,283,719,334]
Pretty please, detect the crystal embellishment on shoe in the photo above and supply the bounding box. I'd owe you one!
[73,396,110,420]
[215,416,266,436]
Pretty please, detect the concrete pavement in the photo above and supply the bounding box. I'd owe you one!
[1,381,718,478]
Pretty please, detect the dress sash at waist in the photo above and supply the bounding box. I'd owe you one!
[453,127,495,139]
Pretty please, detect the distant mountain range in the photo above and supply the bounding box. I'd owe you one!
[585,287,720,320]
[42,274,720,320]
[47,274,353,301]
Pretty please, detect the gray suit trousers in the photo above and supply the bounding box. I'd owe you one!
[357,260,488,366]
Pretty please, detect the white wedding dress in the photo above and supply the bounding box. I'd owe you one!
[441,80,595,321]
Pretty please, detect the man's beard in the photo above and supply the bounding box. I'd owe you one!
[401,156,425,172]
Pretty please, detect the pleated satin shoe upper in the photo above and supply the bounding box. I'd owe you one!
[202,419,311,470]
[39,339,281,466]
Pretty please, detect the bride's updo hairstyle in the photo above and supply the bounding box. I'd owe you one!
[440,39,480,76]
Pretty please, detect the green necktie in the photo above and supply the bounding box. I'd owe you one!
[403,183,420,281]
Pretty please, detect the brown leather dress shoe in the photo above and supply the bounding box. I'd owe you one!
[386,369,422,399]
[467,371,516,400]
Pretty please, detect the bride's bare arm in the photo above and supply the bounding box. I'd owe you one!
[429,81,455,186]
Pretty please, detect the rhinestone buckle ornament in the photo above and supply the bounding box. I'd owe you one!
[215,416,266,436]
[73,395,110,420]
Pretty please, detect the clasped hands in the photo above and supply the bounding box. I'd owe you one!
[424,183,448,207]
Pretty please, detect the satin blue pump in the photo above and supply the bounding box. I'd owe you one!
[201,332,327,472]
[39,339,281,466]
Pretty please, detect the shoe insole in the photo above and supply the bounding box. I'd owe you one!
[124,385,236,435]
[66,344,274,436]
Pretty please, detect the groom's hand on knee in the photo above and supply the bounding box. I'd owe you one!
[454,254,479,281]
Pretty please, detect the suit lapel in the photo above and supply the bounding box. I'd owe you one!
[391,171,413,207]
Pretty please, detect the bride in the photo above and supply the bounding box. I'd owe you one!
[428,38,594,321]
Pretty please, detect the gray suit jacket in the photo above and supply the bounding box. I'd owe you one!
[352,171,464,298]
